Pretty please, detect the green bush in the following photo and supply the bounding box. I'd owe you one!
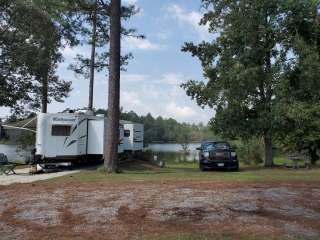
[234,138,264,165]
[134,150,154,162]
[97,165,108,173]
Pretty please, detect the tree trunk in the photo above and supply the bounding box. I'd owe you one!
[104,0,121,173]
[263,23,273,168]
[88,1,97,111]
[41,74,48,113]
[309,146,319,165]
[263,134,273,167]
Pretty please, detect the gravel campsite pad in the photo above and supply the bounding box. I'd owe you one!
[0,168,80,186]
[0,181,320,240]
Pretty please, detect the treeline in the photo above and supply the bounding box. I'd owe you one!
[97,109,215,144]
[183,0,320,166]
[1,109,215,145]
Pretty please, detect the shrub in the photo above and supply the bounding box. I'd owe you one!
[235,138,264,165]
[134,150,154,162]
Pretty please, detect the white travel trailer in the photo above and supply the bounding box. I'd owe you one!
[35,112,125,163]
[34,112,144,164]
[121,120,144,153]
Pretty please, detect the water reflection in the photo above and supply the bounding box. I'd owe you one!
[0,143,202,163]
[147,143,200,162]
[0,144,30,161]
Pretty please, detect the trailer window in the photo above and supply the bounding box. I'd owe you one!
[124,130,130,137]
[51,125,71,136]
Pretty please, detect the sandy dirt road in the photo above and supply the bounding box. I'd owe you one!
[0,168,80,185]
[0,181,319,240]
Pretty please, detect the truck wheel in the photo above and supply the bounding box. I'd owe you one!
[199,163,206,172]
[232,165,239,171]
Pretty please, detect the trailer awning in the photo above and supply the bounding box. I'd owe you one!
[2,117,37,132]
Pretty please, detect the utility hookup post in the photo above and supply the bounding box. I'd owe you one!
[154,155,165,168]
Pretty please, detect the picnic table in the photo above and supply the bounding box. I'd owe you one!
[287,154,311,169]
[0,153,16,175]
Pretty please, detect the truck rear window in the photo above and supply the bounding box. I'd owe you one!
[203,142,230,151]
[51,125,71,136]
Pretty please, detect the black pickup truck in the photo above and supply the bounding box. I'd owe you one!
[197,141,239,171]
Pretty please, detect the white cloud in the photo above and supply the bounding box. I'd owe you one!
[123,0,138,5]
[123,37,163,51]
[0,70,212,123]
[165,102,197,119]
[122,74,149,83]
[156,31,171,41]
[121,72,183,87]
[0,107,10,118]
[94,77,107,87]
[118,72,212,123]
[121,90,142,106]
[165,4,210,40]
[61,46,82,59]
[62,44,92,58]
[123,0,143,17]
[70,90,81,97]
[161,73,184,85]
[135,7,144,17]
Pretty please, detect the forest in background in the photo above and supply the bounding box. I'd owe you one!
[0,109,216,145]
[103,109,215,144]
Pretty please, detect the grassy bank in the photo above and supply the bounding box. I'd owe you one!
[52,158,320,183]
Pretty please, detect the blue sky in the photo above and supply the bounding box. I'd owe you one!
[1,0,214,124]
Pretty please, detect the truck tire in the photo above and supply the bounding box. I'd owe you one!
[199,162,206,172]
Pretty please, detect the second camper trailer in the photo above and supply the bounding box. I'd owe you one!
[122,120,144,153]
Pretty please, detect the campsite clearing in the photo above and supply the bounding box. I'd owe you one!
[0,180,319,240]
[0,168,80,186]
[0,162,319,240]
[53,160,320,183]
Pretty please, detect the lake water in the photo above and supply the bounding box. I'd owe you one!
[147,143,200,152]
[0,143,202,162]
[147,143,201,162]
[0,144,29,161]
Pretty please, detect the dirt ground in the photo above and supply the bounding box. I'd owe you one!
[0,181,319,240]
[0,168,80,185]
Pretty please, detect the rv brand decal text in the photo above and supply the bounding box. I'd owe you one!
[52,117,76,122]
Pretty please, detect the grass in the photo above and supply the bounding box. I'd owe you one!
[49,158,320,240]
[7,160,29,169]
[52,157,320,183]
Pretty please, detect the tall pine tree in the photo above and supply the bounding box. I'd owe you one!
[104,0,121,173]
[68,0,142,111]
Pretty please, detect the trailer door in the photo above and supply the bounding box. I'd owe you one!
[87,120,104,155]
[133,124,144,151]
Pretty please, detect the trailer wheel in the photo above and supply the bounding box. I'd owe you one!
[68,163,74,170]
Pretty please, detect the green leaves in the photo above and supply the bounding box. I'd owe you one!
[67,0,142,80]
[182,0,320,164]
[274,35,320,157]
[0,0,74,114]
